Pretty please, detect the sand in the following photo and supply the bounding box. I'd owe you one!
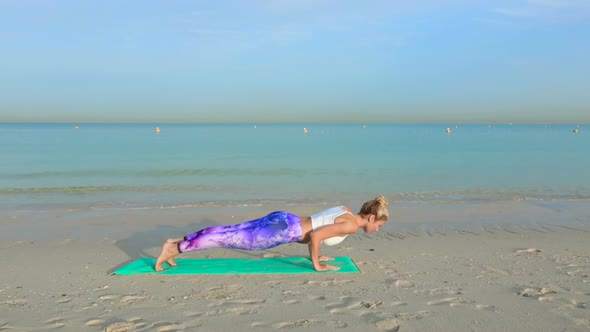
[1,201,589,331]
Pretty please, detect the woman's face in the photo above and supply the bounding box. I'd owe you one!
[365,218,387,233]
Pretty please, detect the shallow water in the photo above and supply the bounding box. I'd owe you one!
[1,123,588,211]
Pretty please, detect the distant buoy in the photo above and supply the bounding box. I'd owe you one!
[573,129,579,133]
[75,125,80,129]
[253,125,257,129]
[446,128,452,134]
[303,127,309,134]
[363,124,367,129]
[155,127,161,134]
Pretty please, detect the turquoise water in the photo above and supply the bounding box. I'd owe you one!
[0,123,588,210]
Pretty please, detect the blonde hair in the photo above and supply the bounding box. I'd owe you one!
[359,196,389,221]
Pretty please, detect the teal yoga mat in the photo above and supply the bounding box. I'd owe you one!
[112,256,360,275]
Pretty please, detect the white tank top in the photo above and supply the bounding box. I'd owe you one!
[310,206,351,246]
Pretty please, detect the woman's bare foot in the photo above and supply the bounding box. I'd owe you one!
[155,238,183,271]
[167,257,177,267]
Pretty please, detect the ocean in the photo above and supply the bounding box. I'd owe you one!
[0,123,588,212]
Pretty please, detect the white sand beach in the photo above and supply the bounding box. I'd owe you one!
[1,201,589,332]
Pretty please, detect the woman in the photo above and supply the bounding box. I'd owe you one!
[155,196,389,272]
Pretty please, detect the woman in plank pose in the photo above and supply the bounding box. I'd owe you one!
[155,196,389,272]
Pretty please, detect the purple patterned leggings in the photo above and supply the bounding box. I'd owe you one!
[178,211,303,253]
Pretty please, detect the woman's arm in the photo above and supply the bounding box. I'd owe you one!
[308,221,358,272]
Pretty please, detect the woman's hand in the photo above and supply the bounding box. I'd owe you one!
[314,264,340,272]
[319,256,334,261]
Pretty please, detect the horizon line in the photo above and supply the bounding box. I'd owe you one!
[0,121,588,126]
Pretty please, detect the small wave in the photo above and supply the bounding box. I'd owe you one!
[86,198,328,211]
[390,189,590,203]
[82,190,590,212]
[5,168,318,179]
[1,185,589,201]
[0,185,219,194]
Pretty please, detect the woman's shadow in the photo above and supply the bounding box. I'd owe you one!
[109,218,217,274]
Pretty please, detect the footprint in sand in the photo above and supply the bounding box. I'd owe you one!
[566,270,589,278]
[362,312,401,332]
[0,322,18,331]
[45,317,66,328]
[151,321,185,332]
[516,287,555,298]
[271,319,348,329]
[104,321,137,332]
[102,318,151,331]
[538,296,587,309]
[324,296,366,314]
[394,311,433,320]
[85,319,105,326]
[325,297,404,314]
[120,295,146,303]
[391,301,408,306]
[427,297,469,306]
[305,279,354,287]
[517,288,543,297]
[252,319,347,329]
[0,299,29,307]
[569,299,587,309]
[374,318,400,332]
[361,301,383,309]
[475,304,496,311]
[223,298,266,305]
[514,248,542,255]
[415,287,462,296]
[186,305,259,317]
[157,325,184,332]
[482,266,512,276]
[394,280,414,288]
[56,297,73,304]
[265,279,300,286]
[554,256,590,279]
[281,290,303,303]
[205,298,265,309]
[199,284,244,300]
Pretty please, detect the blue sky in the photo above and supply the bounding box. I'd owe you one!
[1,0,589,123]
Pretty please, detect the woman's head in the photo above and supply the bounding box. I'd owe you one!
[359,196,389,233]
[359,196,389,221]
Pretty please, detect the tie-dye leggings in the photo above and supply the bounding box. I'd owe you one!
[178,211,303,253]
